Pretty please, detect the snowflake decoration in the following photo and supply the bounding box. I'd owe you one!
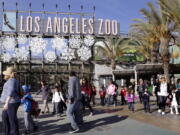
[1,53,12,62]
[45,51,56,62]
[77,46,92,61]
[2,36,16,51]
[61,47,76,61]
[17,34,27,44]
[30,37,47,55]
[84,35,95,47]
[51,37,67,51]
[13,47,29,62]
[69,35,82,49]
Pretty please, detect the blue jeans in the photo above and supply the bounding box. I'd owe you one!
[143,100,150,112]
[128,102,134,111]
[158,96,167,112]
[2,102,20,135]
[66,100,83,129]
[107,95,117,106]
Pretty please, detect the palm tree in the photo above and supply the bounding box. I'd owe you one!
[158,0,180,27]
[131,2,177,82]
[130,20,159,62]
[95,36,131,81]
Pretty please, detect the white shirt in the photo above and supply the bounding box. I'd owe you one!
[172,93,178,106]
[158,83,168,96]
[52,91,64,103]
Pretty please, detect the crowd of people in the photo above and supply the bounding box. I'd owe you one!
[0,66,180,135]
[0,67,96,135]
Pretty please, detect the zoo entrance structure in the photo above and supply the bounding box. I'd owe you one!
[0,2,121,90]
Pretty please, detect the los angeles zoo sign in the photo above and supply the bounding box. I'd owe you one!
[2,12,119,35]
[19,16,119,35]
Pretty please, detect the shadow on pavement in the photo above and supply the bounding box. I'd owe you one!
[29,115,128,135]
[80,115,128,132]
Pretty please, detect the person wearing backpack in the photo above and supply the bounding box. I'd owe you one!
[21,85,38,135]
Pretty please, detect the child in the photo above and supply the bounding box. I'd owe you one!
[99,86,106,106]
[52,86,65,116]
[120,87,127,105]
[142,88,151,113]
[21,85,38,135]
[169,88,179,115]
[126,89,137,112]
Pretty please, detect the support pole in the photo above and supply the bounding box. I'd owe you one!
[134,67,138,95]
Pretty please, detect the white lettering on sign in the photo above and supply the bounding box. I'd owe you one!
[20,16,25,32]
[98,19,103,35]
[69,17,74,34]
[26,16,33,32]
[18,16,119,35]
[75,18,80,34]
[46,17,53,33]
[112,20,118,35]
[88,18,93,34]
[82,18,87,34]
[34,16,40,33]
[105,19,111,35]
[54,17,61,33]
[62,17,68,34]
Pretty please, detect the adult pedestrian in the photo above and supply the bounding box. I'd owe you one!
[106,79,116,106]
[90,85,96,106]
[36,81,50,114]
[66,71,83,134]
[157,76,170,115]
[0,67,21,135]
[153,79,160,106]
[81,78,94,116]
[137,79,146,103]
[175,79,180,105]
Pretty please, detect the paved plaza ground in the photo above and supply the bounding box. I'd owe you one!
[0,95,180,135]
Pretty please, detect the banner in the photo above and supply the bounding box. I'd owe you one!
[2,12,16,32]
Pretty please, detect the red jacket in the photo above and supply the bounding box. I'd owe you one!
[121,89,126,97]
[81,85,92,97]
[99,90,106,97]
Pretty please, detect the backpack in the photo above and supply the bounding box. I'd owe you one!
[26,98,41,118]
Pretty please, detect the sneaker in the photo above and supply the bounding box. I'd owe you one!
[176,112,179,115]
[170,112,174,115]
[46,111,50,113]
[69,128,79,134]
[22,130,30,135]
[162,112,165,115]
[41,111,44,114]
[158,109,161,113]
[89,112,93,116]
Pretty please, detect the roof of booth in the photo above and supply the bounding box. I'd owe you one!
[113,63,180,76]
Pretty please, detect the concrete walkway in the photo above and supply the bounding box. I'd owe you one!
[0,95,180,135]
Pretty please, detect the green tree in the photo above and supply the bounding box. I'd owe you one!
[131,2,177,82]
[130,19,159,62]
[95,36,131,80]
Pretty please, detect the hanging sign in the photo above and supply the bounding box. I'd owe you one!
[2,12,119,35]
[19,16,119,35]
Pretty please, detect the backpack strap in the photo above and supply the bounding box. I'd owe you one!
[25,97,34,102]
